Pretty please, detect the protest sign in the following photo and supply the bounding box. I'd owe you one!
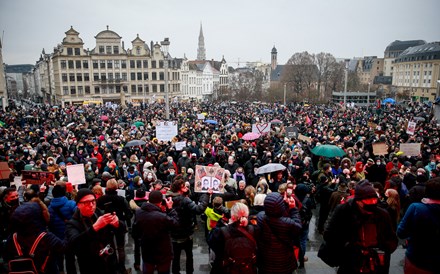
[21,171,56,185]
[252,123,271,135]
[175,141,186,151]
[156,121,178,141]
[0,162,11,180]
[298,134,313,143]
[285,126,298,139]
[194,165,226,193]
[406,121,416,135]
[399,143,421,157]
[373,142,388,156]
[66,164,86,185]
[197,114,205,120]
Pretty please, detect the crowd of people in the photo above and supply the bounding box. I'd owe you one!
[0,99,439,274]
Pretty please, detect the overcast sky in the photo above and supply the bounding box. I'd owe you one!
[0,0,439,66]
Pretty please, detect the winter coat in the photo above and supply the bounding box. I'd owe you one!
[324,199,398,274]
[65,208,125,274]
[5,202,66,274]
[135,202,179,264]
[48,196,77,239]
[256,192,302,274]
[397,202,440,273]
[96,189,133,223]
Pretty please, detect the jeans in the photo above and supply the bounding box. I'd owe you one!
[172,237,194,274]
[299,222,310,263]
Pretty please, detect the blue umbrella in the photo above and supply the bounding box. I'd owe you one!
[382,98,396,105]
[262,109,272,114]
[205,119,218,125]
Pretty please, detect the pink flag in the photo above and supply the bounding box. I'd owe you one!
[306,115,312,126]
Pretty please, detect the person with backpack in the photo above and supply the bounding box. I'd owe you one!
[208,202,258,274]
[4,198,66,274]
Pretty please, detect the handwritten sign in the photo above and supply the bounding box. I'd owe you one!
[175,141,186,151]
[252,123,271,135]
[21,171,56,185]
[156,121,178,141]
[197,114,205,120]
[0,162,11,180]
[194,165,226,194]
[298,134,313,143]
[66,164,86,185]
[285,126,298,139]
[372,142,388,156]
[399,143,421,157]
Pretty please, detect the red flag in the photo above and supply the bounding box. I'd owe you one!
[306,115,312,126]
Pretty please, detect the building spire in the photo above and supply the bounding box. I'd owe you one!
[197,22,206,60]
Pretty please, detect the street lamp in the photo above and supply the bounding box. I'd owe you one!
[343,59,350,105]
[161,38,170,120]
[283,83,286,106]
[367,82,370,108]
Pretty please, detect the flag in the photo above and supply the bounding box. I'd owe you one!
[306,115,312,126]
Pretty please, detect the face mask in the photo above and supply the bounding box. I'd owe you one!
[49,161,53,165]
[8,199,19,207]
[147,175,153,180]
[70,154,74,157]
[249,149,253,153]
[170,172,175,176]
[376,162,381,165]
[140,160,143,163]
[138,180,143,184]
[88,167,92,171]
[257,187,262,192]
[94,151,98,154]
[169,160,173,163]
[286,189,293,196]
[289,164,293,167]
[182,154,187,158]
[23,149,28,153]
[118,148,122,151]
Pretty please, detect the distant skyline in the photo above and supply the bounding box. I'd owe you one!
[0,0,439,66]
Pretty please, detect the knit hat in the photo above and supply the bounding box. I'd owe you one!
[149,190,163,204]
[75,188,95,203]
[354,181,377,200]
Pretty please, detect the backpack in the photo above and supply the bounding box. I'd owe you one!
[9,232,48,274]
[299,196,313,225]
[221,226,257,274]
[311,169,323,184]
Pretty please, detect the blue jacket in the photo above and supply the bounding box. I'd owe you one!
[48,196,77,239]
[397,202,440,273]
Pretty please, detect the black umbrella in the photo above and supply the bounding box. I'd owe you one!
[125,140,146,147]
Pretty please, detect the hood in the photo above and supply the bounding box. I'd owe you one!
[49,196,68,208]
[295,183,309,201]
[264,192,287,218]
[11,202,46,235]
[140,202,161,213]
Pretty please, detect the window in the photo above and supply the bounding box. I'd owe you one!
[63,86,69,95]
[100,73,106,80]
[75,48,81,56]
[123,86,128,93]
[152,61,156,68]
[159,72,164,80]
[152,84,157,92]
[84,73,90,81]
[144,85,149,93]
[108,73,113,80]
[70,86,76,95]
[131,85,136,93]
[113,46,119,54]
[69,73,75,81]
[99,46,104,54]
[122,73,127,80]
[68,60,74,69]
[143,60,148,68]
[100,60,105,69]
[116,85,121,93]
[160,84,164,92]
[121,60,127,68]
[115,72,120,80]
[137,72,142,80]
[93,60,98,69]
[152,72,157,80]
[114,60,120,68]
[62,73,68,82]
[138,85,143,94]
[85,86,90,94]
[78,86,83,95]
[77,73,82,81]
[130,60,135,68]
[82,60,88,68]
[131,73,136,80]
[106,46,112,54]
[93,73,99,81]
[107,60,113,69]
[136,60,142,68]
[143,72,148,80]
[94,86,100,94]
[61,60,67,69]
[76,60,81,69]
[109,86,114,93]
[159,61,164,68]
[67,48,73,55]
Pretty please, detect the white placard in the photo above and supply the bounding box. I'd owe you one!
[175,141,186,151]
[155,121,178,141]
[12,176,23,188]
[197,114,205,120]
[406,121,416,135]
[252,123,271,135]
[66,164,86,185]
[399,143,421,157]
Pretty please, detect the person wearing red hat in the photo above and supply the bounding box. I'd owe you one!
[91,145,103,170]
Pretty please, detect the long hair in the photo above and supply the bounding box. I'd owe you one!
[385,188,400,221]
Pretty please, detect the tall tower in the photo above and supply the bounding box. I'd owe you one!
[197,23,206,60]
[271,45,277,70]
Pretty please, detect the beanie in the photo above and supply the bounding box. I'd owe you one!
[52,185,66,198]
[354,181,377,200]
[75,188,95,203]
[149,190,163,204]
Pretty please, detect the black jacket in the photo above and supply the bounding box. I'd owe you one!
[96,189,133,223]
[135,202,179,264]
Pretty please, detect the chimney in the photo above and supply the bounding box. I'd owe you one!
[122,41,125,50]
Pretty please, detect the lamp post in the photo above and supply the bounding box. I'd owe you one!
[367,82,370,108]
[343,59,350,105]
[161,38,170,120]
[283,83,286,106]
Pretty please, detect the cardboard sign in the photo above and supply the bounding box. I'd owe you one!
[197,114,205,120]
[298,134,313,143]
[0,162,11,180]
[373,142,388,156]
[156,121,178,141]
[285,126,298,139]
[66,164,86,185]
[194,165,226,193]
[406,121,416,135]
[175,141,186,151]
[399,143,421,157]
[252,123,271,135]
[368,122,378,129]
[21,171,56,185]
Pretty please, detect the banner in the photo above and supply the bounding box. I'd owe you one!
[285,126,298,139]
[406,121,416,135]
[175,141,186,151]
[298,134,313,143]
[66,164,86,185]
[194,165,226,193]
[156,121,178,141]
[372,142,388,156]
[21,171,56,185]
[0,162,11,180]
[399,143,421,157]
[197,114,205,120]
[252,123,271,135]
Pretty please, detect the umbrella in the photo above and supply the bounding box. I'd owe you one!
[256,163,286,175]
[311,144,346,158]
[76,110,84,113]
[0,121,5,127]
[133,121,145,128]
[125,139,146,147]
[24,115,35,119]
[325,109,333,113]
[262,109,272,114]
[205,119,218,125]
[66,122,75,128]
[413,117,425,122]
[271,119,283,124]
[100,115,109,121]
[225,110,235,114]
[242,132,261,141]
[382,98,396,105]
